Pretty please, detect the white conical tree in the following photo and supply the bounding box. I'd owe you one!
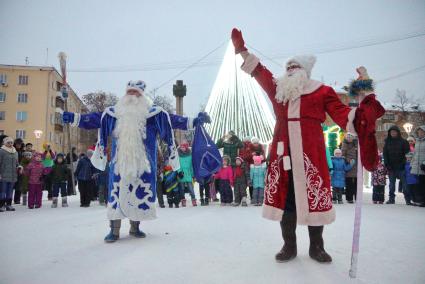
[205,41,275,143]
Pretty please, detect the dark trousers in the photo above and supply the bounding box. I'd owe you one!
[388,169,406,201]
[13,176,22,203]
[167,191,179,206]
[199,182,210,200]
[332,187,343,202]
[44,175,53,199]
[67,175,76,195]
[417,175,425,204]
[52,182,67,198]
[345,177,357,202]
[78,180,93,206]
[156,178,165,206]
[372,185,385,202]
[248,185,253,200]
[284,171,296,212]
[219,180,233,204]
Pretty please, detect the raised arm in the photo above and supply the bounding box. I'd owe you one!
[231,28,279,108]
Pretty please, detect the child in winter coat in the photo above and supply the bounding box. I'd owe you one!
[177,141,197,207]
[372,156,387,204]
[25,152,49,209]
[250,155,266,206]
[198,176,212,206]
[163,165,181,208]
[49,153,70,208]
[405,153,419,205]
[20,151,32,206]
[331,149,353,204]
[214,155,234,206]
[233,157,249,206]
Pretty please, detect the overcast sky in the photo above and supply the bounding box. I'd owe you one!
[1,0,424,116]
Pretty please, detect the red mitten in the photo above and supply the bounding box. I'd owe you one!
[354,94,385,171]
[231,28,248,54]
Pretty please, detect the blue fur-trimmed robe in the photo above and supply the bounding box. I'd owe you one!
[74,105,191,221]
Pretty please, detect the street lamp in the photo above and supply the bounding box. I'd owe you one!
[403,123,413,134]
[34,130,43,151]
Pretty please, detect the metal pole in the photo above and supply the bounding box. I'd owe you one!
[58,52,76,194]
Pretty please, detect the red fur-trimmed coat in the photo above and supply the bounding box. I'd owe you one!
[241,54,357,226]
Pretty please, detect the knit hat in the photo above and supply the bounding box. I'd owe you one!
[405,152,414,159]
[334,148,342,156]
[126,80,146,95]
[3,137,13,144]
[251,137,260,144]
[33,152,42,160]
[253,155,264,165]
[164,165,173,172]
[407,136,416,142]
[23,151,33,159]
[235,156,244,163]
[286,55,316,78]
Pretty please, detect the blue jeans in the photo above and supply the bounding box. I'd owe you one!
[0,181,14,200]
[253,187,264,205]
[388,169,408,201]
[52,182,67,197]
[179,182,195,200]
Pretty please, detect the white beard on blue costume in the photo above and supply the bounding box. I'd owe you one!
[107,94,158,221]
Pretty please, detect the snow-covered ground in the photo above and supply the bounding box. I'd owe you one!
[1,187,424,284]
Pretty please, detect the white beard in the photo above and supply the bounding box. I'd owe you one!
[275,69,309,104]
[114,94,152,184]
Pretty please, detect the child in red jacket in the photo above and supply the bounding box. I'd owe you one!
[214,156,234,206]
[25,153,49,209]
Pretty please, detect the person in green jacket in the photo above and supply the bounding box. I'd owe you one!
[49,153,70,208]
[216,131,244,167]
[178,141,197,207]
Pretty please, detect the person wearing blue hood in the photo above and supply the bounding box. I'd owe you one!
[330,149,353,204]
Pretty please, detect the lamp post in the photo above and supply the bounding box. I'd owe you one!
[403,122,413,135]
[34,130,43,151]
[173,80,187,144]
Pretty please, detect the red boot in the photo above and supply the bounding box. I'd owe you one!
[192,199,197,207]
[181,199,187,207]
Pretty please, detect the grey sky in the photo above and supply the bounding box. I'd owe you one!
[1,0,424,116]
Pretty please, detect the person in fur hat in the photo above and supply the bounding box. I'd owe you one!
[62,80,211,242]
[231,28,384,263]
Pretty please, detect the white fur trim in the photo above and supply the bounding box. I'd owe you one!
[302,80,323,95]
[283,156,291,170]
[346,107,357,135]
[187,117,194,130]
[241,53,260,74]
[287,99,335,226]
[262,204,283,221]
[71,113,80,128]
[162,110,180,171]
[277,142,284,156]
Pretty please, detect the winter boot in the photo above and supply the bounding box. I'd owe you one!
[0,200,6,212]
[275,213,297,263]
[104,220,121,243]
[241,197,248,207]
[6,199,15,211]
[308,226,332,263]
[62,197,68,207]
[181,199,187,207]
[200,199,205,206]
[51,197,58,208]
[22,194,27,206]
[204,198,209,206]
[169,203,173,208]
[129,220,146,238]
[337,193,343,204]
[386,199,395,204]
[192,199,197,207]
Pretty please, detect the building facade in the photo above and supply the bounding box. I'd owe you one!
[0,64,91,153]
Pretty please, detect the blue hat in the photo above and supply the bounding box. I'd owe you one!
[126,80,146,95]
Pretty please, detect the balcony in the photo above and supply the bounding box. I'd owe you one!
[54,112,63,132]
[55,92,65,110]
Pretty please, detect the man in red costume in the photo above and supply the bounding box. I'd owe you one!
[231,28,384,263]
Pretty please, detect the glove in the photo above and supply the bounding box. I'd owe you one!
[231,28,248,54]
[193,112,211,127]
[354,94,385,171]
[62,112,75,124]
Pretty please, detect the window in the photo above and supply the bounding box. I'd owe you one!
[383,113,396,121]
[0,111,5,120]
[50,114,54,125]
[16,130,26,139]
[17,93,28,103]
[16,111,27,121]
[0,74,7,84]
[49,132,53,142]
[18,75,28,85]
[0,92,5,102]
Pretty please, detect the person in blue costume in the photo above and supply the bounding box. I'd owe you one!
[62,80,210,243]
